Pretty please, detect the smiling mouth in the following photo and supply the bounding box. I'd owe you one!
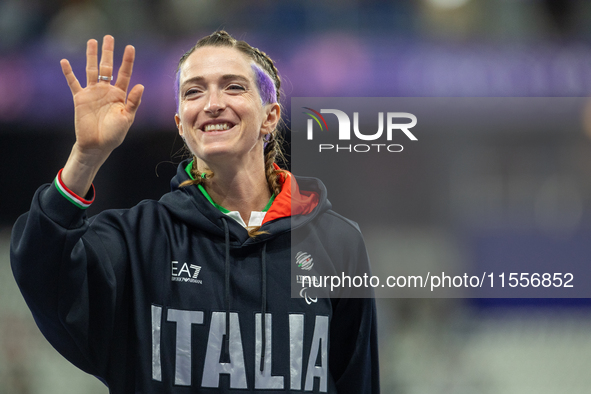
[203,123,234,132]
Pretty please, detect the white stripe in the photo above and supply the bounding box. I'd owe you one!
[55,177,92,208]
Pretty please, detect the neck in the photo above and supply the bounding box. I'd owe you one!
[197,157,271,224]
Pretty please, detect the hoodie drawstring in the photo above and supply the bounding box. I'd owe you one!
[221,218,268,372]
[260,242,267,372]
[222,218,231,362]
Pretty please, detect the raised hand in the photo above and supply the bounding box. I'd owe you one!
[60,35,144,197]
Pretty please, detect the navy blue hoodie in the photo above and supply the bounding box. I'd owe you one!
[11,159,380,393]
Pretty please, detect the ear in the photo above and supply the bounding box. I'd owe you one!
[260,103,281,136]
[175,114,183,137]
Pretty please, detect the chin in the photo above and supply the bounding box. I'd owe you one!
[194,148,237,164]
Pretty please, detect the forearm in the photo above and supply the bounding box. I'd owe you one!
[330,297,380,393]
[11,181,126,377]
[11,182,90,310]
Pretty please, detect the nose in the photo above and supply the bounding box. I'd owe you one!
[204,88,225,115]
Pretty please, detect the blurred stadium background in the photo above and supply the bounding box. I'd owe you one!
[3,0,591,393]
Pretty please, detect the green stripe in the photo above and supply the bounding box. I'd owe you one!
[188,159,275,213]
[304,112,323,131]
[197,184,230,213]
[185,160,195,180]
[199,184,275,214]
[54,178,88,210]
[262,193,275,211]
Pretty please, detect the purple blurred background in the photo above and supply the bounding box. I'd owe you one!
[3,1,591,393]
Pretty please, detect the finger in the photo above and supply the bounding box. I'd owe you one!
[126,84,144,116]
[115,45,135,93]
[60,59,82,95]
[99,35,114,81]
[86,39,98,86]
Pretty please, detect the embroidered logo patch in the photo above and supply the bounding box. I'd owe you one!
[295,252,317,304]
[295,251,314,271]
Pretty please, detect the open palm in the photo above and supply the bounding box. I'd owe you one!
[61,35,144,161]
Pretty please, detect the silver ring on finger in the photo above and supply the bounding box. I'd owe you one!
[98,75,113,82]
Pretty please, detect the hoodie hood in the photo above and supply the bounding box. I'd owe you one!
[160,159,331,246]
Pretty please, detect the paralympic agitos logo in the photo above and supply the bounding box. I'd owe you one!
[302,107,417,153]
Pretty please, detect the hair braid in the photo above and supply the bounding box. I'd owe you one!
[264,135,282,196]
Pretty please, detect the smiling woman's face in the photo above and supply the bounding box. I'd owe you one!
[175,46,279,168]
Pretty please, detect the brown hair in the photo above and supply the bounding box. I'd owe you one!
[176,30,287,237]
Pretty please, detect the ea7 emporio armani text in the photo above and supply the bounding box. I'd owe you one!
[171,261,203,284]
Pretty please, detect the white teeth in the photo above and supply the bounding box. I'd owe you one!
[204,123,231,132]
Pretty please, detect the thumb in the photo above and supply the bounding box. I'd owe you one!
[126,84,144,115]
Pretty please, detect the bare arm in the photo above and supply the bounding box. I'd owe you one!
[60,35,144,196]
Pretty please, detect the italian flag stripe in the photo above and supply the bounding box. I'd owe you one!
[55,168,94,209]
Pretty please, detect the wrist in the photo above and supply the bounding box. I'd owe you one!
[70,142,112,168]
[55,168,95,209]
[61,144,108,197]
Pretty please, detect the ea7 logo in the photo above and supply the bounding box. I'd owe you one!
[304,108,417,141]
[171,261,203,284]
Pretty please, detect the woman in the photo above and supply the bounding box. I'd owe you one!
[11,31,379,393]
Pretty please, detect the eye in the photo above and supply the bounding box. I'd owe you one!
[227,84,246,91]
[183,88,202,98]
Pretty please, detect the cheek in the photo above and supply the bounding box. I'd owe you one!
[241,97,267,125]
[184,134,201,156]
[178,102,200,124]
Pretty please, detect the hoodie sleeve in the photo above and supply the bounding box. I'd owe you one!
[330,297,380,394]
[325,215,380,393]
[10,180,130,381]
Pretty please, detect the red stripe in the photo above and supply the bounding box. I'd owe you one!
[303,107,329,131]
[57,168,95,205]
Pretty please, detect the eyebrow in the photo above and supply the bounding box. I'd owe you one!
[180,74,250,89]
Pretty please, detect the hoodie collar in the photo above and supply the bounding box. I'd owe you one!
[262,164,319,225]
[162,158,327,244]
